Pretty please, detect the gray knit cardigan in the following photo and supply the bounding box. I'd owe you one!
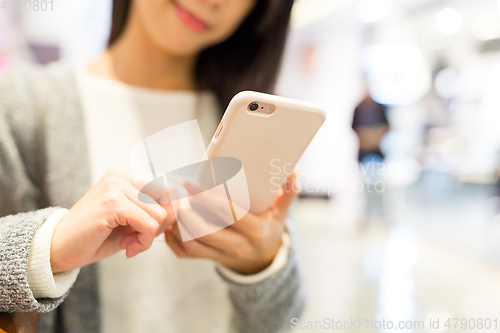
[0,63,305,333]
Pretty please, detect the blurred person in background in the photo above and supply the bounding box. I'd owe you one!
[352,92,389,163]
[0,0,304,332]
[352,91,390,220]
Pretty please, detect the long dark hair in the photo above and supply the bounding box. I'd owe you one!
[108,0,293,113]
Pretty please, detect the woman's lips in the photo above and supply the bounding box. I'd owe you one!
[172,1,209,33]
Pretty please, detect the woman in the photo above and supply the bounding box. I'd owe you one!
[0,0,303,332]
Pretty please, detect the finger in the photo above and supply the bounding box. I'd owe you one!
[161,201,177,232]
[181,181,265,240]
[120,231,138,249]
[178,184,268,250]
[176,197,240,246]
[119,179,175,236]
[183,178,266,238]
[272,171,299,219]
[165,226,192,258]
[139,179,170,202]
[182,180,238,227]
[120,180,168,225]
[177,203,254,258]
[170,224,225,260]
[102,168,167,222]
[112,168,170,215]
[126,238,148,258]
[118,198,160,257]
[93,226,135,260]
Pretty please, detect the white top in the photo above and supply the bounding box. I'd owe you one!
[26,67,291,333]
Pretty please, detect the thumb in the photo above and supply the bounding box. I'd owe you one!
[273,171,300,217]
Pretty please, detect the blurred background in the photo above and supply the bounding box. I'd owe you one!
[2,0,500,331]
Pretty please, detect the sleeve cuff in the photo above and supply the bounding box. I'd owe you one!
[217,230,291,285]
[26,208,80,298]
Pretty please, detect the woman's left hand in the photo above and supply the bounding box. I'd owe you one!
[164,172,299,275]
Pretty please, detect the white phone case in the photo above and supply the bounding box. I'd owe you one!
[205,91,326,214]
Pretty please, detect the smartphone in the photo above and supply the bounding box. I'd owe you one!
[201,91,326,214]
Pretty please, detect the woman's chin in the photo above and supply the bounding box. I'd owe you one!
[157,36,207,58]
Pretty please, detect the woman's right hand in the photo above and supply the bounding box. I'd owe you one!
[50,168,174,273]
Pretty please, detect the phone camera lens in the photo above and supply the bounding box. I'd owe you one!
[249,103,259,111]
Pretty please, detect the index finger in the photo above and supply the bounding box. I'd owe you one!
[183,179,263,236]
